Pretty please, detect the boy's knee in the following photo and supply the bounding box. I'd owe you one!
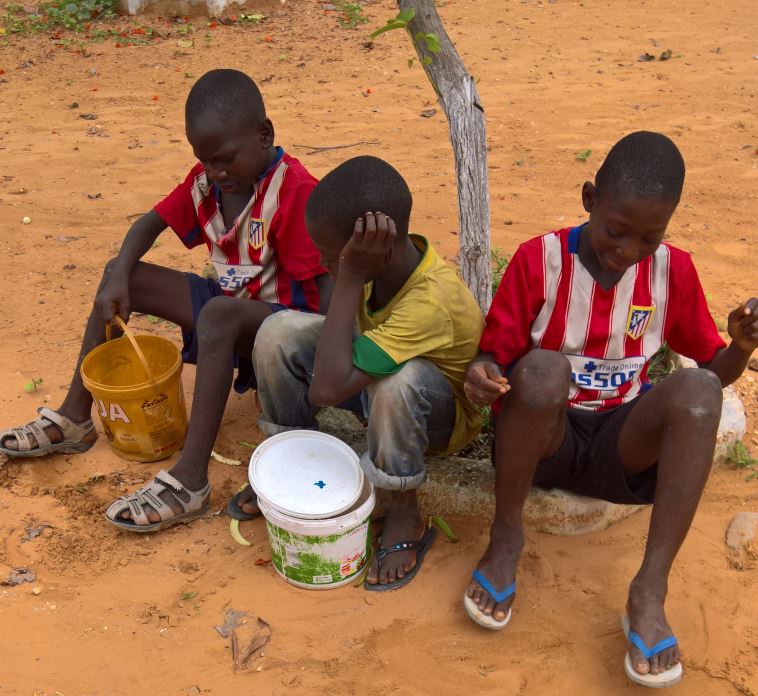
[196,296,237,343]
[253,311,321,367]
[509,349,571,409]
[666,368,723,423]
[255,310,301,346]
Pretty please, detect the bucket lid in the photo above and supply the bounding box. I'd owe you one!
[249,431,364,520]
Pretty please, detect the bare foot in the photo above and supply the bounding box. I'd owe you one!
[466,523,524,623]
[366,490,424,586]
[626,579,681,676]
[237,486,260,517]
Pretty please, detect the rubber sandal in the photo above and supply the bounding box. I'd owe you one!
[365,526,437,592]
[621,615,683,688]
[0,407,95,458]
[463,569,515,630]
[105,470,211,533]
[226,483,260,521]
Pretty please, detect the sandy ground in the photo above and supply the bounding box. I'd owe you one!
[1,0,757,693]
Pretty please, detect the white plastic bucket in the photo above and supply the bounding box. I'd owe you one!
[257,478,375,589]
[249,430,364,520]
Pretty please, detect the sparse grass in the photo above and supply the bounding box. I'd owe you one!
[491,246,509,295]
[334,0,368,29]
[3,0,118,34]
[727,441,758,482]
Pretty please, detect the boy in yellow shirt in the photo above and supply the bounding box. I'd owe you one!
[244,156,483,588]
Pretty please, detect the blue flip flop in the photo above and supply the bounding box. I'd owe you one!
[365,526,436,592]
[621,615,683,688]
[463,569,516,630]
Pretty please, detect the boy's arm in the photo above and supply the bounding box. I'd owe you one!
[316,274,335,315]
[94,209,167,323]
[699,298,758,387]
[309,214,395,406]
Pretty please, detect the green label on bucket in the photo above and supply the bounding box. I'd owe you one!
[266,519,370,587]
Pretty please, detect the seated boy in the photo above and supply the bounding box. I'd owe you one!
[244,155,484,589]
[463,131,757,687]
[0,69,329,533]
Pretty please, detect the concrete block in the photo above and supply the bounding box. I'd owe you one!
[118,0,276,18]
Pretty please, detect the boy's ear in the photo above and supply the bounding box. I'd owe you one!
[258,118,275,148]
[581,181,597,214]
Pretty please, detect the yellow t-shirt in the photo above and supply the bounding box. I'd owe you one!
[351,235,484,454]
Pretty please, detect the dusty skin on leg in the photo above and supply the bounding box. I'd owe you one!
[466,350,570,623]
[617,368,722,680]
[114,295,274,527]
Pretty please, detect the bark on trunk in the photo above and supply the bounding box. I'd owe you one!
[398,0,492,311]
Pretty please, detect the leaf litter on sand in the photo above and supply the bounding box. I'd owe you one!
[214,609,271,671]
[2,567,36,586]
[22,522,53,542]
[231,615,271,671]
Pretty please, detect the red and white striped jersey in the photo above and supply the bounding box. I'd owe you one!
[481,225,726,411]
[154,149,324,312]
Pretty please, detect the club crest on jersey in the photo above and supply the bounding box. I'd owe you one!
[626,304,656,340]
[249,218,266,249]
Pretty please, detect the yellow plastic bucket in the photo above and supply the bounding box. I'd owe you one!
[80,316,188,462]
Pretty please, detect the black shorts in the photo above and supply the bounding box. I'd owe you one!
[493,397,657,505]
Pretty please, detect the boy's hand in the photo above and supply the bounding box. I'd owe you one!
[727,297,758,352]
[339,212,397,279]
[95,272,131,324]
[464,355,510,407]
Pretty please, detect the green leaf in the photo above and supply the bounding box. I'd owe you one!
[64,3,78,13]
[396,8,415,22]
[368,8,415,39]
[575,149,592,161]
[418,31,440,53]
[180,591,197,600]
[238,440,257,450]
[430,515,459,542]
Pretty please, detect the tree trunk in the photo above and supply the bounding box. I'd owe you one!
[397,0,492,311]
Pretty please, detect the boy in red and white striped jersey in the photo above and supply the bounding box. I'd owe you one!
[0,70,330,533]
[463,132,757,687]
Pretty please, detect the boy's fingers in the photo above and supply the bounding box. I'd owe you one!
[464,384,497,406]
[743,297,758,315]
[467,372,508,395]
[374,212,388,243]
[363,211,377,238]
[353,216,365,238]
[483,362,506,381]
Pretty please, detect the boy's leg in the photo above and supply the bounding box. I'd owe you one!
[114,294,275,524]
[360,358,457,586]
[253,311,325,434]
[615,368,722,676]
[2,260,195,453]
[233,310,326,516]
[467,349,570,621]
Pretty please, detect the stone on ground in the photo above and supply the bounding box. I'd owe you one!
[726,512,758,551]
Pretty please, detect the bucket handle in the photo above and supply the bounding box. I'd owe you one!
[106,315,157,387]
